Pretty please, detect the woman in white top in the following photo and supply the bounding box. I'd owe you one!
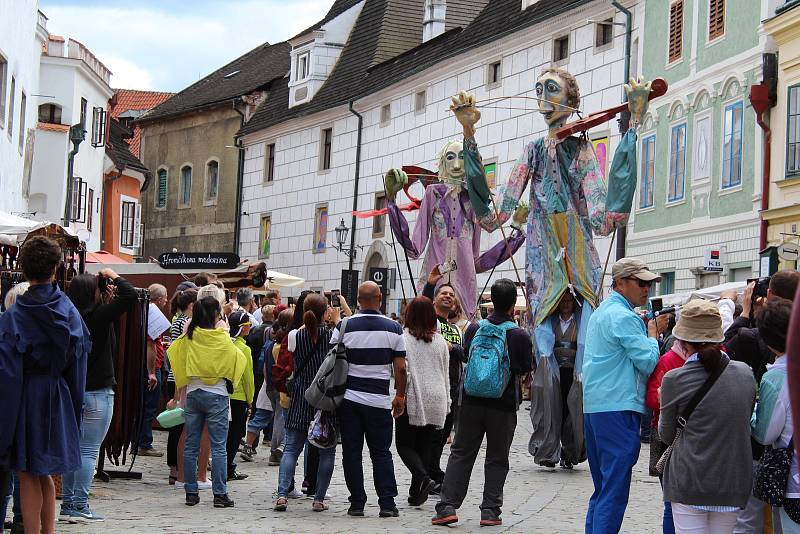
[396,296,450,507]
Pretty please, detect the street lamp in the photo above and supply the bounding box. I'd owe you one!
[334,218,363,259]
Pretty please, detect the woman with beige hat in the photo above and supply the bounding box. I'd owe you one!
[658,299,756,533]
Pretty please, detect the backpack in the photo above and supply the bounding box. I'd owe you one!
[272,341,295,394]
[305,317,350,411]
[261,339,277,392]
[247,324,271,376]
[463,320,517,399]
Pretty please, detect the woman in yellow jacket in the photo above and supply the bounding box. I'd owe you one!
[169,296,247,508]
[226,311,254,481]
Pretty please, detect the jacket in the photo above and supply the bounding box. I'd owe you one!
[582,291,659,414]
[645,350,686,429]
[168,327,247,391]
[659,359,756,507]
[231,336,255,404]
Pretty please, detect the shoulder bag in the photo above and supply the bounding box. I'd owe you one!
[655,356,730,475]
[753,436,795,507]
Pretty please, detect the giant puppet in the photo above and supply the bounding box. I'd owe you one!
[450,69,657,467]
[383,140,526,318]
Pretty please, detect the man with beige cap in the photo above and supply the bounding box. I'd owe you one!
[582,257,667,533]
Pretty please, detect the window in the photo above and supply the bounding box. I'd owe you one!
[313,204,328,252]
[659,272,675,295]
[787,84,800,176]
[7,76,15,137]
[87,188,94,232]
[259,214,271,259]
[156,168,167,208]
[730,266,751,282]
[668,1,684,63]
[640,135,656,208]
[38,103,62,124]
[722,101,743,189]
[596,19,614,47]
[296,52,310,80]
[120,200,136,248]
[205,160,219,203]
[668,123,686,202]
[415,90,426,113]
[71,177,88,223]
[91,106,106,147]
[373,192,387,237]
[263,143,275,183]
[553,35,570,62]
[320,128,332,170]
[380,104,391,125]
[487,61,501,86]
[0,55,7,128]
[709,0,725,41]
[179,165,192,207]
[79,97,87,127]
[18,91,25,154]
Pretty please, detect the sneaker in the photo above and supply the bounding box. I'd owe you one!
[347,506,364,517]
[268,450,283,466]
[198,480,212,490]
[240,445,256,462]
[408,477,436,506]
[136,447,164,457]
[480,518,503,526]
[287,489,303,499]
[480,509,502,527]
[430,482,442,495]
[227,470,249,481]
[58,504,73,522]
[379,507,399,518]
[539,461,556,469]
[432,508,459,526]
[185,493,200,506]
[64,504,105,522]
[213,494,235,508]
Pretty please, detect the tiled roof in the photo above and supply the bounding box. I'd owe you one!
[239,0,590,136]
[105,118,150,175]
[111,89,173,157]
[37,122,70,133]
[139,41,292,123]
[291,0,367,40]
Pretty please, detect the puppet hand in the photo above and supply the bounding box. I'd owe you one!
[512,201,529,229]
[450,91,481,134]
[625,77,652,127]
[384,169,408,201]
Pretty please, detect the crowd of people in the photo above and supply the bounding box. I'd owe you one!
[0,235,798,534]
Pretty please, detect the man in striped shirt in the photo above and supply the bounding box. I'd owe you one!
[331,281,407,518]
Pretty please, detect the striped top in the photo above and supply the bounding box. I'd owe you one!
[285,326,333,430]
[331,310,405,410]
[166,313,190,383]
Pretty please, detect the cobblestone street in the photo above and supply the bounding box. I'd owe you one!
[60,406,663,533]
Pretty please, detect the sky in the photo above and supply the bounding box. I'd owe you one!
[39,0,332,92]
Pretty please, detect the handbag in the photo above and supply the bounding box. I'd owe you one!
[649,438,667,477]
[753,437,795,506]
[655,356,730,475]
[305,317,350,411]
[307,410,338,449]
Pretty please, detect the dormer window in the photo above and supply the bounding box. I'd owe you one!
[297,52,310,81]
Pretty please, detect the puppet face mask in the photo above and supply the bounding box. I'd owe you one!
[536,72,573,128]
[439,140,465,185]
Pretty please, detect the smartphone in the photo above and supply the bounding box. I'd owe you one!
[331,289,341,307]
[438,259,458,275]
[651,297,663,313]
[287,296,295,307]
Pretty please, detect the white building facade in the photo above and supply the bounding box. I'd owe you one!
[0,1,48,215]
[29,36,113,251]
[239,0,643,313]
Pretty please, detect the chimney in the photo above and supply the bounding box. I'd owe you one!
[423,0,446,42]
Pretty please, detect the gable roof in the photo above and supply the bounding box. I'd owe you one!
[239,0,591,137]
[110,89,173,157]
[139,41,292,123]
[291,0,367,39]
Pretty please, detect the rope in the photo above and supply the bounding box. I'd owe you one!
[382,179,407,303]
[382,175,417,299]
[597,231,617,301]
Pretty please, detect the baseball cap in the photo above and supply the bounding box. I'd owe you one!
[611,257,661,282]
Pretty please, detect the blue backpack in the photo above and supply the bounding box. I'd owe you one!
[463,320,517,399]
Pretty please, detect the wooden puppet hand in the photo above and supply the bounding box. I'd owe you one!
[625,77,652,128]
[384,169,408,201]
[450,91,481,138]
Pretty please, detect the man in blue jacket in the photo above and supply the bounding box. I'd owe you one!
[582,257,667,533]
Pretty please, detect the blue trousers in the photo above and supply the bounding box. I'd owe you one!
[139,368,162,449]
[584,411,641,534]
[184,389,229,496]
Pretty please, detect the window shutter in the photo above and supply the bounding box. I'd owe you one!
[91,107,106,147]
[668,1,684,63]
[132,203,142,250]
[709,0,725,40]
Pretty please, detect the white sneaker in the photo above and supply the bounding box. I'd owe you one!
[175,480,212,490]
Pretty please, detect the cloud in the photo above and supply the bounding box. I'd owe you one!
[40,1,331,91]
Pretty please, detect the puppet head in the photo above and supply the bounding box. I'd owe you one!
[437,140,465,187]
[536,68,580,133]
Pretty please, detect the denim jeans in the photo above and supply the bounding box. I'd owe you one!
[268,390,285,453]
[62,388,115,508]
[184,389,229,496]
[139,368,162,449]
[277,428,335,502]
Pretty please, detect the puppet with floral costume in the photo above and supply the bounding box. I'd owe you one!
[450,68,653,467]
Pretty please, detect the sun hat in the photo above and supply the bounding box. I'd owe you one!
[611,257,662,282]
[671,299,724,344]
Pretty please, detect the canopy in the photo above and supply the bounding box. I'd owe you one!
[85,250,130,264]
[266,269,305,288]
[653,281,748,308]
[0,211,38,235]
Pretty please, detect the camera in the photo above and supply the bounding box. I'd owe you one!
[748,277,771,298]
[98,275,115,292]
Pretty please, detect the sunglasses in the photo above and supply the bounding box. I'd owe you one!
[624,277,654,288]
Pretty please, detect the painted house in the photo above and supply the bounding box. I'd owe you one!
[627,0,778,292]
[0,1,48,215]
[236,0,643,312]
